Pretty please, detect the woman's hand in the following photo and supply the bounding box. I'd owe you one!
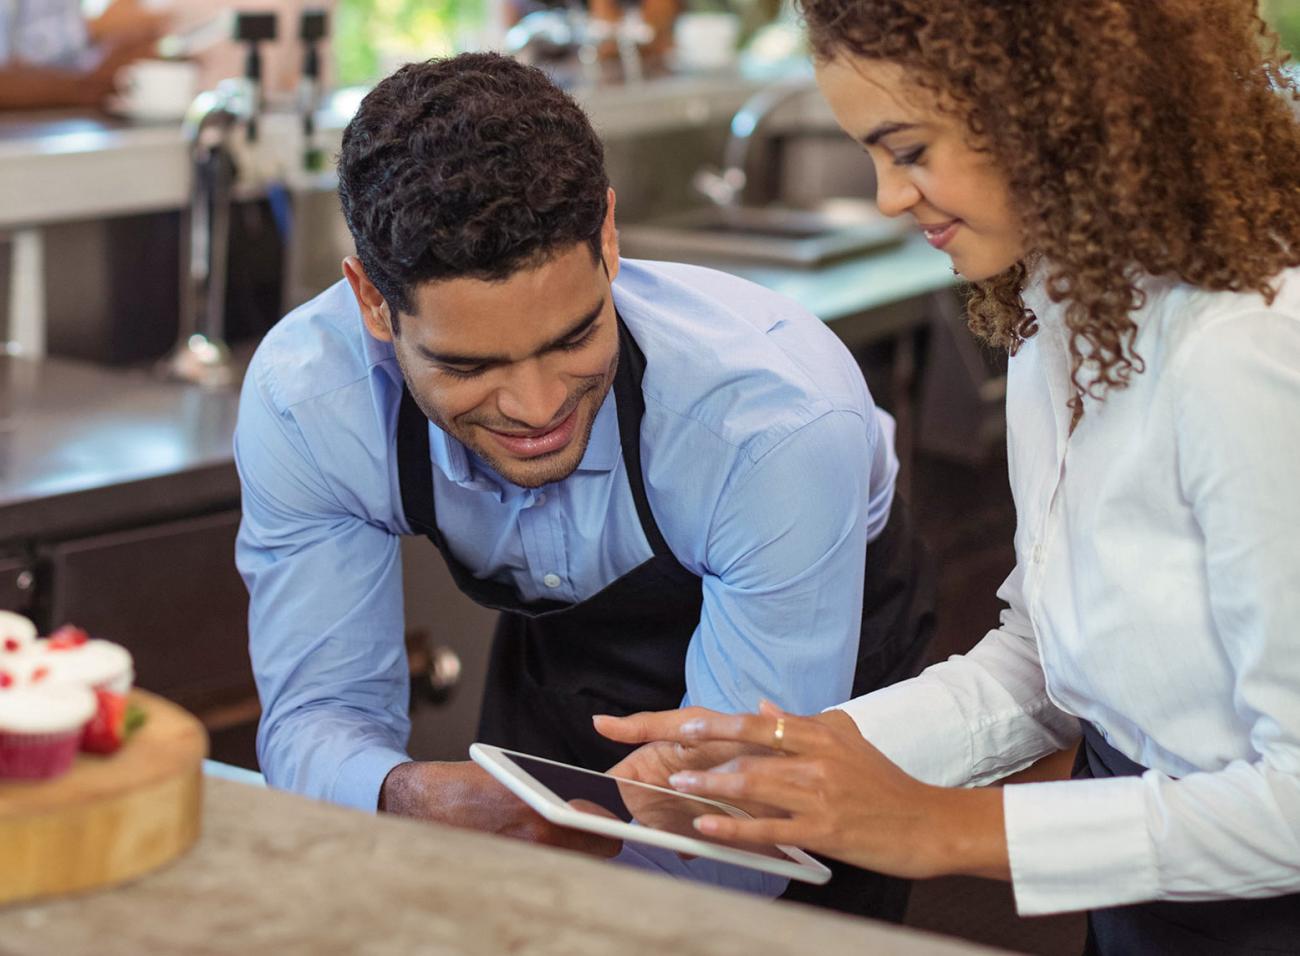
[597,707,787,819]
[609,701,1011,881]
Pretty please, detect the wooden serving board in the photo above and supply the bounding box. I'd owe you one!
[0,689,208,906]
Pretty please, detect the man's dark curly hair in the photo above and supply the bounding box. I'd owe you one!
[337,52,610,321]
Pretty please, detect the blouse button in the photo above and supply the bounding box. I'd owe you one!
[543,573,562,589]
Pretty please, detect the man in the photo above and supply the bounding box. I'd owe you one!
[236,52,933,918]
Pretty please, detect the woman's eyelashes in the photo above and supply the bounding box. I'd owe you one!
[893,145,927,167]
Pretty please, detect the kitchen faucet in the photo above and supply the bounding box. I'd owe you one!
[160,81,244,388]
[161,13,277,388]
[693,74,817,208]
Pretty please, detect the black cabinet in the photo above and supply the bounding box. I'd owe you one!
[36,509,260,769]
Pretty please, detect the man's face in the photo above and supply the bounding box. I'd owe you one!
[380,239,621,489]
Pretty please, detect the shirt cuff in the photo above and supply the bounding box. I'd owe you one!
[330,745,412,812]
[1004,776,1159,915]
[832,676,972,787]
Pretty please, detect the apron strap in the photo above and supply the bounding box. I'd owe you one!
[611,316,673,559]
[396,387,442,545]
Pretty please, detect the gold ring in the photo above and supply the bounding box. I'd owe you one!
[772,716,786,751]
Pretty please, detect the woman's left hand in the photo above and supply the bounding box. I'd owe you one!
[655,701,1010,881]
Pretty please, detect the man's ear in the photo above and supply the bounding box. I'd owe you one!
[342,256,395,342]
[601,187,620,283]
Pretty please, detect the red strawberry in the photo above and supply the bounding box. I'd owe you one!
[0,671,12,689]
[3,638,19,653]
[82,688,128,754]
[48,625,90,651]
[31,666,49,682]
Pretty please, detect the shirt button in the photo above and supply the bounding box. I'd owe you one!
[543,573,562,589]
[535,493,547,506]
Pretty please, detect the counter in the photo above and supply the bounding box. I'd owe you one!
[0,354,240,542]
[0,777,1006,955]
[0,74,781,231]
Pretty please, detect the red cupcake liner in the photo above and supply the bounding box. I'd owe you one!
[0,728,83,780]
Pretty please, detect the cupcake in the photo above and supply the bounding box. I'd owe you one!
[33,626,136,754]
[0,611,37,656]
[0,677,97,780]
[35,626,135,695]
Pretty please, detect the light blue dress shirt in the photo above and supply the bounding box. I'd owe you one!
[236,258,898,818]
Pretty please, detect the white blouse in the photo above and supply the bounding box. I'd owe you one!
[838,265,1300,915]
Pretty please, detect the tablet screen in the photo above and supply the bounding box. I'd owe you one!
[507,752,801,863]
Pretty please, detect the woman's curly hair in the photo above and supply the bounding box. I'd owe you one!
[337,53,609,320]
[799,0,1300,410]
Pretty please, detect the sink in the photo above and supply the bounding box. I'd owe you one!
[619,199,909,268]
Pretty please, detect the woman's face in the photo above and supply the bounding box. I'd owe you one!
[815,55,1025,281]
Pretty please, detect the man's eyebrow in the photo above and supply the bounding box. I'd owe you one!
[861,121,919,147]
[415,298,606,367]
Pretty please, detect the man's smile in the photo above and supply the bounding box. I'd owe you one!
[481,404,582,459]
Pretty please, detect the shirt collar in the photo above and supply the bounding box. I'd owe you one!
[573,386,620,473]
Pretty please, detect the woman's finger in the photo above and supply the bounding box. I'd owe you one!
[678,711,832,757]
[691,813,809,849]
[670,758,821,815]
[593,707,712,744]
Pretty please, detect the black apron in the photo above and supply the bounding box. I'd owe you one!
[1076,721,1300,955]
[397,316,936,921]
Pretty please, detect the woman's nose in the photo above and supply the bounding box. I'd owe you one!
[874,167,922,219]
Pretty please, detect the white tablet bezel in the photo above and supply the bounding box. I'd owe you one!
[470,742,831,884]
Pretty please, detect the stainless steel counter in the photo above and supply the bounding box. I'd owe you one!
[0,74,779,231]
[0,354,240,541]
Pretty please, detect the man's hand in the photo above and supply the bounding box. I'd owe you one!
[378,760,621,858]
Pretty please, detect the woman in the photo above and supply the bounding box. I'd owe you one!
[597,0,1300,951]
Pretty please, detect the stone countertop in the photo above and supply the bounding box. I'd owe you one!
[0,777,1005,956]
[0,354,241,542]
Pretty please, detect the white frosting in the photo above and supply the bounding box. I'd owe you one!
[0,683,97,735]
[35,639,134,693]
[0,612,38,653]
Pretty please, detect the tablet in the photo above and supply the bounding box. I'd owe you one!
[469,743,831,884]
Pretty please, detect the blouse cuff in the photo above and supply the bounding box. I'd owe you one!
[1004,775,1158,915]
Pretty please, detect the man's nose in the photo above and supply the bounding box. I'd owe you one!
[874,166,922,219]
[496,362,569,429]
